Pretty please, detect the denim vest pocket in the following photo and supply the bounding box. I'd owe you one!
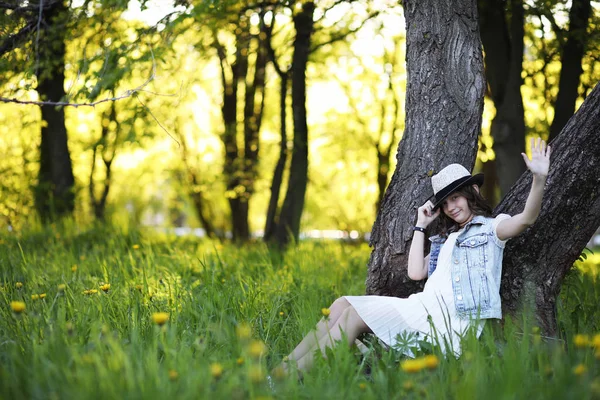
[457,234,488,269]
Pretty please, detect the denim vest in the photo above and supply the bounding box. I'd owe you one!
[427,215,507,320]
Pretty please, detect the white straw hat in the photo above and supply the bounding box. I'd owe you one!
[431,164,484,209]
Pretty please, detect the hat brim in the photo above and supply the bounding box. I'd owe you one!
[431,173,484,210]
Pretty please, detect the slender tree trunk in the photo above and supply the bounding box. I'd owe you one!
[496,81,600,335]
[264,74,289,241]
[479,0,526,196]
[366,0,486,295]
[34,0,75,222]
[90,100,118,221]
[273,2,315,247]
[548,0,592,141]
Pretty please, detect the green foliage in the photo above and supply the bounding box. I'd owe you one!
[1,230,600,399]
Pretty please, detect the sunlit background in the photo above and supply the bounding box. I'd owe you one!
[1,0,599,240]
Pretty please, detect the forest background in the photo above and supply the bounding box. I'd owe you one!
[0,0,599,243]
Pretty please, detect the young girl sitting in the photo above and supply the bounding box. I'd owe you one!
[281,137,551,373]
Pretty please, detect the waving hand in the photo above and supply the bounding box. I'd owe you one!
[521,137,551,177]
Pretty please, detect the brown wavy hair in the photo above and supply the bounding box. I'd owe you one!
[437,184,492,236]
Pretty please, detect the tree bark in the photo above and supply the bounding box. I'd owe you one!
[263,7,289,242]
[478,0,526,196]
[90,98,118,221]
[34,0,75,222]
[264,74,289,241]
[273,2,315,247]
[366,0,486,296]
[214,17,250,241]
[548,0,592,142]
[496,81,600,335]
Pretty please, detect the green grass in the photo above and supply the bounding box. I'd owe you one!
[1,226,599,399]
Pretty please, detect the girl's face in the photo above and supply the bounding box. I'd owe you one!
[442,192,473,226]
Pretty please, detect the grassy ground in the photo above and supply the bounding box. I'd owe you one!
[1,225,600,399]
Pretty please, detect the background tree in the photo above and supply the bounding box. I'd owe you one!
[543,0,593,141]
[478,0,526,197]
[34,1,76,221]
[335,32,404,215]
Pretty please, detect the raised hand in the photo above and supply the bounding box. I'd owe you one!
[521,137,551,178]
[416,200,440,228]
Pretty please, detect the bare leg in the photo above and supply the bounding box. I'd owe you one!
[285,297,352,364]
[294,304,370,372]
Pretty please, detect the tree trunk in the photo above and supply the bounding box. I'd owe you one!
[34,0,75,222]
[214,18,250,241]
[366,0,486,295]
[496,81,600,335]
[548,0,592,142]
[479,0,526,196]
[273,2,315,247]
[264,74,289,241]
[90,100,118,221]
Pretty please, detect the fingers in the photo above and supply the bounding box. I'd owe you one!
[521,152,530,166]
[528,137,550,158]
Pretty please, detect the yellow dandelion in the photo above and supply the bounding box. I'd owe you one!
[132,244,140,250]
[168,369,179,381]
[152,312,169,326]
[574,334,589,348]
[321,308,331,317]
[403,380,414,391]
[248,339,267,359]
[236,357,245,366]
[279,311,284,316]
[248,365,265,383]
[58,284,66,292]
[83,289,98,295]
[10,301,26,313]
[31,294,39,300]
[400,358,426,373]
[39,293,46,299]
[236,323,252,340]
[71,265,78,272]
[592,334,600,348]
[573,364,587,376]
[15,282,23,289]
[100,284,110,292]
[423,354,439,370]
[210,363,223,379]
[359,382,367,390]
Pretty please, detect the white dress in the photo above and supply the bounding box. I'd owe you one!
[345,216,508,357]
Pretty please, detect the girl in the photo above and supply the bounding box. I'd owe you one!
[281,137,551,373]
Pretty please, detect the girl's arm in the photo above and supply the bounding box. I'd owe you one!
[408,201,439,280]
[496,137,551,241]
